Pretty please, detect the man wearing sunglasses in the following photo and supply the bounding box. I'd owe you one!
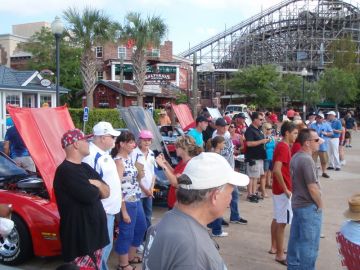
[287,128,323,270]
[83,121,121,270]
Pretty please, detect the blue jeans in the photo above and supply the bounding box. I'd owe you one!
[208,218,223,235]
[115,200,147,255]
[141,197,153,230]
[230,187,241,221]
[101,214,115,270]
[287,204,322,270]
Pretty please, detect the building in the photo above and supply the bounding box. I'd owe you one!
[88,40,192,108]
[0,22,50,68]
[0,65,69,139]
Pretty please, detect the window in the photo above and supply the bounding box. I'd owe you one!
[40,95,52,107]
[6,94,20,106]
[118,47,126,59]
[97,71,104,80]
[95,46,103,58]
[147,49,160,57]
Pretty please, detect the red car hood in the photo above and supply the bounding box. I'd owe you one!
[7,105,74,201]
[171,103,195,131]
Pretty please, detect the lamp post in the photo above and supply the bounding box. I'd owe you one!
[51,16,64,107]
[301,67,308,121]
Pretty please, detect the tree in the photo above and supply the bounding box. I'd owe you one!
[318,67,358,109]
[227,65,282,109]
[63,7,119,108]
[119,12,168,106]
[18,27,83,107]
[329,36,358,72]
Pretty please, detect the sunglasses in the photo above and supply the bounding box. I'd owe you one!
[229,125,235,128]
[309,138,320,142]
[266,128,272,130]
[104,135,116,139]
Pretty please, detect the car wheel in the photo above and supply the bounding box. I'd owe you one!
[0,214,33,265]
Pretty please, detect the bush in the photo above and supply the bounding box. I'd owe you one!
[68,108,126,134]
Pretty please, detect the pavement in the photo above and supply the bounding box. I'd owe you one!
[4,132,360,270]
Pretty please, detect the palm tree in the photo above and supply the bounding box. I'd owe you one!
[120,12,167,106]
[63,7,119,108]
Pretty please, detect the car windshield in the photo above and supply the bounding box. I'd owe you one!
[0,153,27,179]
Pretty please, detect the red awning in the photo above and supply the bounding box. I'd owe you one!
[171,103,195,131]
[7,105,74,202]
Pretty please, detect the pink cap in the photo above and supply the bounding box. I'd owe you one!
[139,130,153,139]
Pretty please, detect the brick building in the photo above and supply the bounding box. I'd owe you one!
[89,40,192,108]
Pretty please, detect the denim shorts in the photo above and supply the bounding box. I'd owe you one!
[263,159,273,171]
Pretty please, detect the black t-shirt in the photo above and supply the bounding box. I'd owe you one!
[244,124,266,160]
[54,160,109,262]
[203,126,215,146]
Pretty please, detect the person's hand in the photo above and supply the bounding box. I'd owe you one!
[89,179,101,188]
[144,189,153,198]
[262,138,269,144]
[0,204,12,218]
[122,212,131,224]
[156,154,166,168]
[285,189,292,199]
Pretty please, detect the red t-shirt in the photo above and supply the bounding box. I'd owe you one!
[167,160,188,209]
[272,141,292,195]
[291,142,301,156]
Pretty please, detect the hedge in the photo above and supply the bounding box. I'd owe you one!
[68,108,126,134]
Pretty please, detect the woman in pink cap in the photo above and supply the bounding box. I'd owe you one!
[131,130,156,235]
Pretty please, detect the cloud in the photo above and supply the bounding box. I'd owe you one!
[0,0,111,16]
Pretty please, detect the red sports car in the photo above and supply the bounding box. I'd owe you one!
[0,105,74,265]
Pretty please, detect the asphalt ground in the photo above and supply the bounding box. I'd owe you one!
[4,132,360,270]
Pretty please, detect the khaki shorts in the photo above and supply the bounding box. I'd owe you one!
[312,151,328,166]
[246,159,264,178]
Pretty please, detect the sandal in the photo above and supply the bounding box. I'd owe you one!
[128,255,143,264]
[117,264,136,270]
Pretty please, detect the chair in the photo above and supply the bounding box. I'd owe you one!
[336,231,360,270]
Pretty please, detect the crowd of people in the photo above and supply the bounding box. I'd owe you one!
[50,107,358,270]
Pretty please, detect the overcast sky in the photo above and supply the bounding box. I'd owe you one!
[1,0,359,54]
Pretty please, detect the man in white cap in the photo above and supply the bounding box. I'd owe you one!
[326,111,342,171]
[82,121,121,270]
[142,152,249,270]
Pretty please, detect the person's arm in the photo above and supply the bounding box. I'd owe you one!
[121,200,131,223]
[89,179,110,199]
[3,141,10,156]
[332,121,343,134]
[307,183,323,210]
[272,161,292,198]
[246,138,269,147]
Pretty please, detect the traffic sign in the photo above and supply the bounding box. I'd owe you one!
[83,107,89,122]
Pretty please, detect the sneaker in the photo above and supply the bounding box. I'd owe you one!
[327,167,334,170]
[211,231,229,237]
[247,195,259,203]
[335,168,341,171]
[221,220,229,227]
[349,145,352,148]
[230,218,248,225]
[137,244,144,254]
[341,160,346,166]
[320,234,325,238]
[322,173,330,178]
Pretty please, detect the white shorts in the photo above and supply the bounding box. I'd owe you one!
[273,193,293,224]
[246,159,264,178]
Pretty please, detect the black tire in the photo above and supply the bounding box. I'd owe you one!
[0,214,33,265]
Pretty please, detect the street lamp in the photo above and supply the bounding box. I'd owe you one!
[301,67,308,121]
[51,16,64,107]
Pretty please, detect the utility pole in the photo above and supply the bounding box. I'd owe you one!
[191,53,199,118]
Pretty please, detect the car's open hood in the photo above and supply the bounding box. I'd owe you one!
[7,105,74,201]
[171,104,195,131]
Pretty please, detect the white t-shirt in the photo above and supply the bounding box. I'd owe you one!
[131,147,156,198]
[82,142,122,215]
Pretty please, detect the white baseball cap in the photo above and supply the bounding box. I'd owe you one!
[93,121,120,137]
[327,111,336,116]
[178,152,249,190]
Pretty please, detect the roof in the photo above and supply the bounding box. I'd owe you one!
[97,80,180,98]
[0,65,69,93]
